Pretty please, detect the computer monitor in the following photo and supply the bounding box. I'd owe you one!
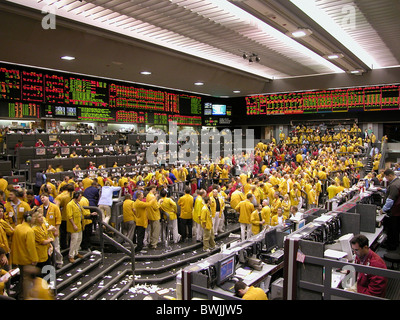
[265,228,278,252]
[217,255,235,285]
[298,219,306,230]
[339,233,354,262]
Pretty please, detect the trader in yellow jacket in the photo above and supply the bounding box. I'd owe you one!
[200,197,215,251]
[122,194,136,241]
[193,190,205,242]
[134,191,156,253]
[250,204,266,236]
[40,193,63,268]
[235,280,268,300]
[146,185,161,249]
[235,193,255,241]
[66,191,94,263]
[4,189,32,228]
[10,211,39,300]
[210,189,225,236]
[177,187,194,241]
[159,189,180,243]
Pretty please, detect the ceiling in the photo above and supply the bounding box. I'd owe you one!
[0,0,399,98]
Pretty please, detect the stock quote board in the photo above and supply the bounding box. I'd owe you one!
[245,85,400,116]
[0,63,202,126]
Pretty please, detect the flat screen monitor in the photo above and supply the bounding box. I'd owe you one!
[265,228,278,252]
[212,104,226,115]
[297,219,306,230]
[217,255,235,285]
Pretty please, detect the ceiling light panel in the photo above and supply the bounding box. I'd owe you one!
[10,0,343,79]
[289,0,396,70]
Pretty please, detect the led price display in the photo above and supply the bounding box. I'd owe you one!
[109,83,164,111]
[7,102,40,118]
[45,74,66,104]
[0,67,20,100]
[154,113,169,125]
[169,114,202,126]
[246,84,400,115]
[78,107,115,122]
[179,95,202,115]
[65,77,108,107]
[116,110,148,123]
[21,70,44,102]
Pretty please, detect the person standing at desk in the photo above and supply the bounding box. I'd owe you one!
[234,281,268,300]
[350,234,387,298]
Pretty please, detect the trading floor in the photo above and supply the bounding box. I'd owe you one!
[0,0,400,304]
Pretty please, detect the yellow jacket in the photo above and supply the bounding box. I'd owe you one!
[230,190,245,209]
[193,196,204,224]
[10,222,39,265]
[134,198,155,228]
[4,200,32,228]
[66,200,85,233]
[40,202,61,230]
[250,210,266,235]
[178,194,194,220]
[160,197,177,220]
[235,200,254,224]
[0,219,13,254]
[146,192,161,221]
[82,177,93,190]
[270,198,281,216]
[210,195,225,218]
[242,286,268,300]
[32,223,52,263]
[200,204,213,230]
[55,191,73,221]
[123,199,136,223]
[271,215,286,227]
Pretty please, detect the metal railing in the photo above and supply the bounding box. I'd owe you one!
[83,206,136,281]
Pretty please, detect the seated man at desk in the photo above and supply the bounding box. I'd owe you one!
[350,234,387,298]
[234,280,268,300]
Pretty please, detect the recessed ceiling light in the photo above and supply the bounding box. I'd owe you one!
[347,69,365,75]
[233,90,241,93]
[140,71,152,75]
[288,28,312,38]
[194,82,204,86]
[61,56,75,60]
[324,53,344,60]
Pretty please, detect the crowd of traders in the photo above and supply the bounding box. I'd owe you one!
[0,123,386,299]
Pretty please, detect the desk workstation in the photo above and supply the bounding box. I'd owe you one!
[283,188,397,300]
[179,225,292,300]
[178,186,399,300]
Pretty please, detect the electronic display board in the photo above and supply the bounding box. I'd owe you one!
[0,101,40,119]
[0,63,202,125]
[0,67,20,100]
[246,84,400,115]
[77,107,115,122]
[179,95,202,115]
[65,77,108,107]
[116,110,148,124]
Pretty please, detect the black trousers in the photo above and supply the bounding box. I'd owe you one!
[81,223,93,250]
[179,218,192,240]
[134,226,146,252]
[60,220,68,250]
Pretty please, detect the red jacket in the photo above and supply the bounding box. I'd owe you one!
[355,250,387,298]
